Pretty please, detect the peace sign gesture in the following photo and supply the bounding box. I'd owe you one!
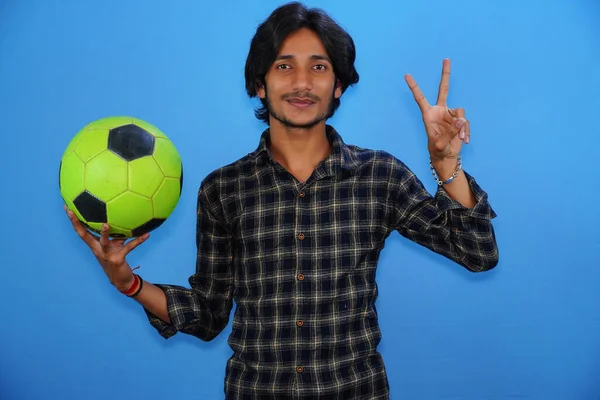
[405,58,469,160]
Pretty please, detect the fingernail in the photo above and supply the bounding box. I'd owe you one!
[456,118,465,128]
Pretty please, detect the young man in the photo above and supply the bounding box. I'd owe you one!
[65,2,499,399]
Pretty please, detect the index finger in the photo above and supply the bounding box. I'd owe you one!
[404,74,430,113]
[436,58,451,106]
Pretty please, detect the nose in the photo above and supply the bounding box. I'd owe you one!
[292,67,312,92]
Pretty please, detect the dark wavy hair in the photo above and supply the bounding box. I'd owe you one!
[244,2,360,124]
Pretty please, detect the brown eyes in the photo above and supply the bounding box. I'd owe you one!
[275,64,327,71]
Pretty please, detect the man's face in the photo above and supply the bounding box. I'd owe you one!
[258,28,342,129]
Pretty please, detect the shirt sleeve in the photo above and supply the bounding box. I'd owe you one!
[390,161,499,272]
[144,182,234,340]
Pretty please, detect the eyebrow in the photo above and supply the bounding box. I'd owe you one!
[275,54,331,63]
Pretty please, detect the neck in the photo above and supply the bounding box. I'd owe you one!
[267,120,331,182]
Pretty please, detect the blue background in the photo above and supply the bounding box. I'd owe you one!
[1,0,599,399]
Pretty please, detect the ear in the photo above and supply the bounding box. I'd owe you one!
[256,80,265,99]
[334,79,342,99]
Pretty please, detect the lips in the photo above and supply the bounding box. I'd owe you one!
[287,98,315,109]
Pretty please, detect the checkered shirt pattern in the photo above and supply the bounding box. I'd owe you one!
[144,125,499,399]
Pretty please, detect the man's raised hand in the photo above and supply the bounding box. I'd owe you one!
[405,58,470,160]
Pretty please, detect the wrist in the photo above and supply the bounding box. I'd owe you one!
[120,274,144,297]
[429,154,462,186]
[116,274,136,292]
[431,156,458,177]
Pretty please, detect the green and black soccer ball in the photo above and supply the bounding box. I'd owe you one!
[59,116,183,238]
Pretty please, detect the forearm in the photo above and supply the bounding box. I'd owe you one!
[136,276,234,341]
[431,157,475,208]
[392,159,498,271]
[118,276,170,324]
[133,279,170,324]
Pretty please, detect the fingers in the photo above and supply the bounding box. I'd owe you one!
[436,58,451,106]
[64,205,99,250]
[453,107,465,119]
[462,119,470,144]
[404,74,430,113]
[99,223,110,248]
[437,61,470,144]
[122,233,150,255]
[443,108,465,129]
[451,108,469,143]
[442,108,455,125]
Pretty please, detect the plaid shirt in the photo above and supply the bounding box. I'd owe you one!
[145,125,499,399]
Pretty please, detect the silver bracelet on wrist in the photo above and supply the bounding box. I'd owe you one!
[430,154,462,186]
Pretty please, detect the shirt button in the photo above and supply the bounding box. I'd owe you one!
[296,366,304,373]
[297,274,304,281]
[298,233,305,240]
[296,320,303,327]
[299,192,305,198]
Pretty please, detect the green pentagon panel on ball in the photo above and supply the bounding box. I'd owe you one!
[59,116,184,238]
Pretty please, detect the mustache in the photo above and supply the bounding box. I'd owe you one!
[281,92,320,102]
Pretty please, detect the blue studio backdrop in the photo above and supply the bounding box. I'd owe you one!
[1,1,599,399]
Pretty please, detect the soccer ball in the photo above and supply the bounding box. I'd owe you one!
[59,116,183,238]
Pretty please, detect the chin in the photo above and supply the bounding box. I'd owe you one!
[280,116,325,129]
[268,103,329,129]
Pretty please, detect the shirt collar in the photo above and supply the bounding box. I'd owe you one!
[252,124,361,174]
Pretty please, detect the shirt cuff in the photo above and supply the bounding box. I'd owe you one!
[142,284,195,339]
[434,170,498,220]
